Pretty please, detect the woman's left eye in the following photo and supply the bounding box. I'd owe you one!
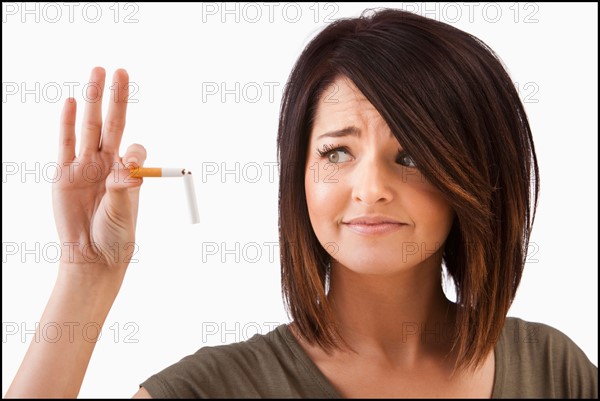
[397,151,417,168]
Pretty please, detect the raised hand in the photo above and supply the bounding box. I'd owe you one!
[52,67,146,272]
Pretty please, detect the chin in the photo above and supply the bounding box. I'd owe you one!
[334,255,412,276]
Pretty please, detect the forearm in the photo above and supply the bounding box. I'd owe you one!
[5,264,126,398]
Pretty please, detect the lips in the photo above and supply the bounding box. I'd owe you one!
[341,215,408,235]
[343,222,407,235]
[343,215,405,225]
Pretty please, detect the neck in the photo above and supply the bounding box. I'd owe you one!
[326,250,458,368]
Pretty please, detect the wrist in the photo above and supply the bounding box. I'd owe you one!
[56,262,126,301]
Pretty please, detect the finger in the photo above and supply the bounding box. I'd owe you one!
[122,144,147,228]
[58,97,77,164]
[100,69,129,154]
[129,182,142,231]
[103,166,137,234]
[122,143,148,169]
[105,145,146,231]
[79,66,106,154]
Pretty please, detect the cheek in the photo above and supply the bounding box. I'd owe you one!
[305,167,345,235]
[408,184,455,241]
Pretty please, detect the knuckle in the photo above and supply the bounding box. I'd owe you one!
[83,120,102,132]
[62,137,76,148]
[104,119,125,133]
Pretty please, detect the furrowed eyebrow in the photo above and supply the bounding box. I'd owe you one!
[317,126,361,140]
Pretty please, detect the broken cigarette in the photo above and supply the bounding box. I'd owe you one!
[183,171,200,224]
[129,167,200,224]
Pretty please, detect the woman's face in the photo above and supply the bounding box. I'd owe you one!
[305,76,455,275]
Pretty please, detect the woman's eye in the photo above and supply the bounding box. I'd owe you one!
[397,151,417,168]
[316,145,352,164]
[398,151,417,168]
[326,148,351,163]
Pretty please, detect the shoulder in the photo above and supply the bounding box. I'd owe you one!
[139,323,336,398]
[493,316,598,398]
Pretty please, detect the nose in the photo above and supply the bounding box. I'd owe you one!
[351,156,394,205]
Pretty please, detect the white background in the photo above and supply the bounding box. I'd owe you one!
[2,2,597,397]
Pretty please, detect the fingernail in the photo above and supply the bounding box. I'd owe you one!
[127,157,139,166]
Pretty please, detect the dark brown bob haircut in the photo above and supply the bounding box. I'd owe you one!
[277,8,539,373]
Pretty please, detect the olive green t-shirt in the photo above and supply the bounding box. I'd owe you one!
[140,317,598,398]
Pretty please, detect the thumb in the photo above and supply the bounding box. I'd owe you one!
[104,143,147,215]
[123,143,147,169]
[117,143,148,228]
[103,159,139,220]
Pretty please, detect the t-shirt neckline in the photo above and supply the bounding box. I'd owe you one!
[279,322,506,399]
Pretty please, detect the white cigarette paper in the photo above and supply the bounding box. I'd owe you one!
[162,168,186,177]
[183,171,200,224]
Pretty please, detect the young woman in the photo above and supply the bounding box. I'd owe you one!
[6,8,597,398]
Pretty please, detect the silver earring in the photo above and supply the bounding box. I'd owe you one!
[325,260,331,294]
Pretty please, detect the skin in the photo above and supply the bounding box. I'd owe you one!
[4,67,152,398]
[293,75,495,397]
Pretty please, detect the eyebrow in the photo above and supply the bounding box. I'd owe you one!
[317,126,361,140]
